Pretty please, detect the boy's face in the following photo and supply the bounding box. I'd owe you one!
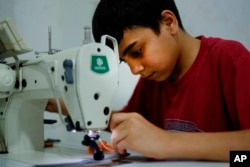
[118,25,179,82]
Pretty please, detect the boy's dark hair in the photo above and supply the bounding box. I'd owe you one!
[92,0,184,44]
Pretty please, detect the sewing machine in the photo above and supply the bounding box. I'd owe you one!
[0,18,119,164]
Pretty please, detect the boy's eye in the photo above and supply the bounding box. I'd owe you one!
[131,48,142,58]
[119,48,142,64]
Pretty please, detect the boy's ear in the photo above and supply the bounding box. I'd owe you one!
[160,10,179,34]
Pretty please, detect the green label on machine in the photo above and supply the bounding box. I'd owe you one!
[91,55,109,74]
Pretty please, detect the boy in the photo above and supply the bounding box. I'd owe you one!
[91,0,250,161]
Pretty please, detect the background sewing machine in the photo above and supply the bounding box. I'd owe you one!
[0,18,119,165]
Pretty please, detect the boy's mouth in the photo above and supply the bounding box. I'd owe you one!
[144,72,156,80]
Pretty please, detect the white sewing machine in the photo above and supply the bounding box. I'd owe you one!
[0,18,119,165]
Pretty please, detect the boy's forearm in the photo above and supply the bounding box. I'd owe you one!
[46,98,69,115]
[162,129,250,161]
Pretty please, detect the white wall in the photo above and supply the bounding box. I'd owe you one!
[0,0,99,51]
[175,0,250,48]
[1,0,250,149]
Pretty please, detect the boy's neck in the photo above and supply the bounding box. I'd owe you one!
[168,31,201,82]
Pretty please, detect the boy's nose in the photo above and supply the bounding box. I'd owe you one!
[129,62,144,75]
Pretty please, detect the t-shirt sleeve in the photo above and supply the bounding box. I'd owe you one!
[221,41,250,129]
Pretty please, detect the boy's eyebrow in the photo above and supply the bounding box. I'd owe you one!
[122,41,137,56]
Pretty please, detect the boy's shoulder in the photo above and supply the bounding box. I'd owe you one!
[199,35,246,50]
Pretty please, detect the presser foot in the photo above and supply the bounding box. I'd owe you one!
[82,133,104,160]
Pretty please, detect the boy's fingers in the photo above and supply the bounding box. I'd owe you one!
[109,112,131,130]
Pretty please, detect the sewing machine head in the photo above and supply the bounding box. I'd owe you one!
[59,35,119,132]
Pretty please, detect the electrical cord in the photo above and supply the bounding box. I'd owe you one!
[41,61,68,126]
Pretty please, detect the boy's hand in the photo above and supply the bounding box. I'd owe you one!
[110,112,168,159]
[46,98,69,116]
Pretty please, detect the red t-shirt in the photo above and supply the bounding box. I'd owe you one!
[121,36,250,132]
